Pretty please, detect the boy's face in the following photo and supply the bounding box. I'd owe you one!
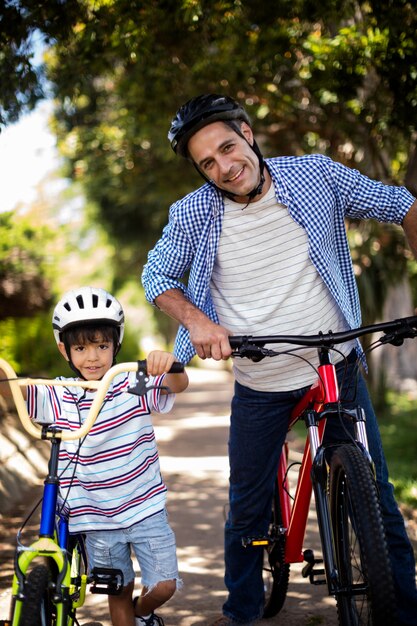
[58,333,114,380]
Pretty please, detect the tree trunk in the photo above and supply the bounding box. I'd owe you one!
[370,279,417,394]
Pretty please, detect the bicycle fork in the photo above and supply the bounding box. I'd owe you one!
[307,403,372,596]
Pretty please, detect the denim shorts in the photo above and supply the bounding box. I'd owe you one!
[85,509,179,588]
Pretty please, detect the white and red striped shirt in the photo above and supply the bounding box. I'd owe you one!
[26,372,174,533]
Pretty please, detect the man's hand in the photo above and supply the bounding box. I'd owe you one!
[188,316,232,360]
[155,289,232,361]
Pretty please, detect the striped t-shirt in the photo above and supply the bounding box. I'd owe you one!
[210,183,355,391]
[26,371,174,533]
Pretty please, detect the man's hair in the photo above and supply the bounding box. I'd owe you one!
[184,119,245,159]
[62,324,119,347]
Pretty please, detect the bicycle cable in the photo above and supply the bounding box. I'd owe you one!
[56,381,118,516]
[56,387,87,516]
[282,461,302,501]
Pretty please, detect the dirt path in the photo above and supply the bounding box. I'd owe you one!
[1,366,414,626]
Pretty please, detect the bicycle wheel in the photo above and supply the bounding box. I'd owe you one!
[19,565,54,626]
[329,444,397,626]
[263,480,290,618]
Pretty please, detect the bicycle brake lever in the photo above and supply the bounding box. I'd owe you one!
[127,360,172,397]
[380,333,404,347]
[231,345,266,362]
[127,361,149,396]
[380,319,417,346]
[128,382,171,396]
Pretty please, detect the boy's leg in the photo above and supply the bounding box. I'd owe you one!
[108,580,135,626]
[85,529,137,626]
[134,580,176,616]
[131,509,180,620]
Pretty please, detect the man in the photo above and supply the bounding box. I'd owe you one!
[142,94,417,625]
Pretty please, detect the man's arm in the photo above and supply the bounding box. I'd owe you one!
[403,199,417,259]
[155,289,232,361]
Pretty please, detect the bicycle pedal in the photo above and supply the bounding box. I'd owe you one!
[89,567,124,595]
[302,550,326,585]
[242,535,269,547]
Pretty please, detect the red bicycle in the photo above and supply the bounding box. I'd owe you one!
[229,314,417,626]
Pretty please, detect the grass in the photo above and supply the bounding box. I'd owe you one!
[377,390,417,508]
[291,390,417,509]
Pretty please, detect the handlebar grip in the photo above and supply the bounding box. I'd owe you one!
[229,336,245,349]
[168,362,185,373]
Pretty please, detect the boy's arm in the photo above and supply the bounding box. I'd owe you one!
[146,351,189,394]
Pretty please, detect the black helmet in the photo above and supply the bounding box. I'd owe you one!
[168,94,252,157]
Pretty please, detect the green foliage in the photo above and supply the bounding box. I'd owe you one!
[0,313,60,375]
[41,0,417,274]
[378,390,417,508]
[0,211,55,319]
[0,181,151,375]
[347,220,410,326]
[1,0,416,331]
[0,0,85,125]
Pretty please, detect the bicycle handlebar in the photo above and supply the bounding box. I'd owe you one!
[229,315,417,359]
[0,358,184,441]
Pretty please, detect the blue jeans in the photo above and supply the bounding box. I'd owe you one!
[223,355,417,624]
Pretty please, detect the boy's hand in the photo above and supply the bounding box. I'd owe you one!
[146,350,176,377]
[146,350,189,394]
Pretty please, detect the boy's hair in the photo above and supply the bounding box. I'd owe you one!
[62,324,119,348]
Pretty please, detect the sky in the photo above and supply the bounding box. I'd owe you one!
[0,100,60,213]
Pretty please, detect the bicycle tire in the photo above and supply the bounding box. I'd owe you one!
[263,480,290,618]
[329,444,397,626]
[19,565,54,626]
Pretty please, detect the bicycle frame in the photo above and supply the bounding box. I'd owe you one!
[245,346,373,600]
[10,433,88,626]
[0,357,181,626]
[230,315,417,623]
[279,357,335,565]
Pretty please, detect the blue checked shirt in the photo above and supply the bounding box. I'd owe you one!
[142,154,414,364]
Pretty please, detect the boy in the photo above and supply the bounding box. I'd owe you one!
[0,286,188,626]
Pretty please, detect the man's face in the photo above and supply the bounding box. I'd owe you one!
[187,121,262,203]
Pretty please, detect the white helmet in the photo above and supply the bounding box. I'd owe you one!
[52,287,125,346]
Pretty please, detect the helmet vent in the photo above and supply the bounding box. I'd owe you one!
[52,287,125,346]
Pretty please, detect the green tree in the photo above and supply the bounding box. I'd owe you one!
[2,0,416,327]
[0,211,55,319]
[0,0,85,125]
[47,2,417,231]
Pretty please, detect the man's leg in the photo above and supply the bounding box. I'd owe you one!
[222,381,303,624]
